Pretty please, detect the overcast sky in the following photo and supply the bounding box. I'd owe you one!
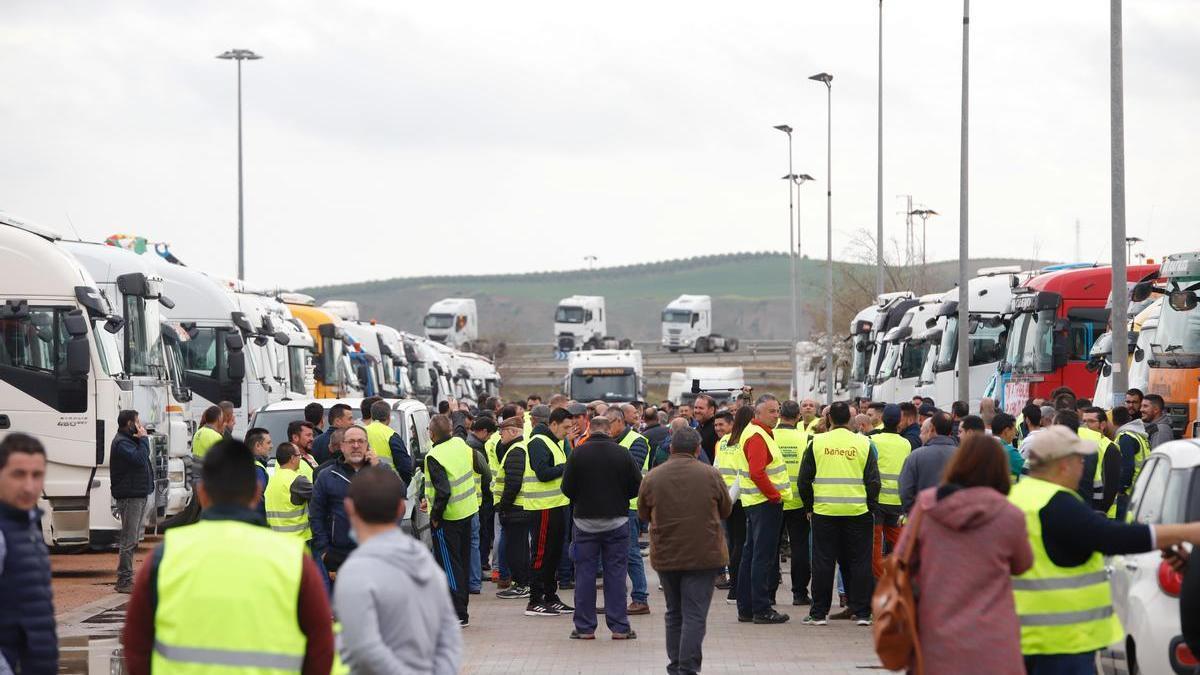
[2,1,1198,289]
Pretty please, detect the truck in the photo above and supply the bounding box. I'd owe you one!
[874,294,943,406]
[0,213,130,548]
[564,349,644,403]
[793,338,850,404]
[666,366,745,405]
[997,264,1159,415]
[554,295,629,352]
[928,267,1023,411]
[1135,251,1200,438]
[660,295,738,353]
[863,293,919,399]
[59,240,193,525]
[402,332,453,409]
[1086,291,1160,409]
[281,293,362,400]
[423,298,478,350]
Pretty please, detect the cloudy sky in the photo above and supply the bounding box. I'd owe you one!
[2,1,1198,289]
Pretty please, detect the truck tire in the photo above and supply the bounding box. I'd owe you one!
[667,347,679,353]
[696,337,709,353]
[727,338,739,352]
[618,338,633,350]
[159,496,202,531]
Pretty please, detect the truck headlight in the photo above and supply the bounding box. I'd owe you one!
[682,339,692,346]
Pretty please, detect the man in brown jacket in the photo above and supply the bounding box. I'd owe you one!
[637,427,732,675]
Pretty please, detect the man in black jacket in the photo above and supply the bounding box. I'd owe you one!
[561,416,642,639]
[495,417,532,599]
[693,394,719,466]
[110,409,153,593]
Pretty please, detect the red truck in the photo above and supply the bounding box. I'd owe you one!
[999,263,1160,414]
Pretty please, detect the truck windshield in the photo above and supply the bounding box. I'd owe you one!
[555,306,585,324]
[288,346,310,395]
[662,310,692,323]
[180,327,229,379]
[919,342,938,385]
[320,336,344,386]
[1008,309,1056,373]
[876,342,901,383]
[1153,301,1200,363]
[849,334,872,384]
[122,294,164,376]
[424,313,454,329]
[93,319,123,377]
[570,372,636,402]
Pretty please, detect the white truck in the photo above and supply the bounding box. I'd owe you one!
[402,332,453,409]
[59,241,195,526]
[424,298,478,350]
[554,295,629,352]
[874,294,943,406]
[660,294,738,353]
[0,214,131,548]
[930,266,1022,410]
[666,366,745,405]
[564,349,644,403]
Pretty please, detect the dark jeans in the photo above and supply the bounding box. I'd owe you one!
[660,569,719,675]
[736,501,783,617]
[571,524,630,634]
[115,496,147,590]
[432,516,473,622]
[771,508,811,601]
[810,512,874,619]
[529,506,567,606]
[479,497,494,569]
[723,501,746,599]
[1024,652,1098,674]
[558,504,575,583]
[500,513,531,588]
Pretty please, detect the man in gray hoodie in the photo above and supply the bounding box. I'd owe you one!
[334,467,462,674]
[898,413,959,513]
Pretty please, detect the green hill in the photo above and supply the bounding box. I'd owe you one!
[299,252,1052,344]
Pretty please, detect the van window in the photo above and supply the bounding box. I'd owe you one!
[1132,457,1171,525]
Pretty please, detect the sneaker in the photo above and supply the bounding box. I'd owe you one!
[753,610,790,624]
[830,608,854,621]
[497,587,530,600]
[524,603,560,617]
[792,595,812,606]
[569,630,595,640]
[802,615,828,626]
[627,601,650,615]
[855,615,872,626]
[459,618,470,628]
[714,574,732,590]
[548,600,574,614]
[725,597,738,605]
[737,614,754,623]
[611,630,638,640]
[559,581,576,590]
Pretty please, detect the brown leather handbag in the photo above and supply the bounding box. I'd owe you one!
[871,507,924,674]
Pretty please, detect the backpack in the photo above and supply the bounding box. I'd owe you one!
[871,506,924,673]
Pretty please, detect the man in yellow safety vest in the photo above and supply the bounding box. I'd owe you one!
[711,410,741,598]
[119,439,333,673]
[867,404,910,579]
[190,405,224,459]
[365,399,414,485]
[798,401,880,627]
[773,400,812,606]
[264,442,314,543]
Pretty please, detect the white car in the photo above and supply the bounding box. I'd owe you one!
[250,398,432,546]
[1101,438,1200,675]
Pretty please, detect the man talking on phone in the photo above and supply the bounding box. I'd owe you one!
[110,409,154,593]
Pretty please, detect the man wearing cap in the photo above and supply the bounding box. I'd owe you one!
[1011,426,1200,672]
[867,404,911,578]
[898,412,958,513]
[494,416,534,601]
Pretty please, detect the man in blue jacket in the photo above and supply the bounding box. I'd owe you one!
[110,409,153,593]
[311,424,382,584]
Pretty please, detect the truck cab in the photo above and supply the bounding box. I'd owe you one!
[930,267,1021,411]
[667,366,745,405]
[423,298,478,350]
[282,294,362,400]
[401,332,453,409]
[865,294,919,397]
[846,305,879,401]
[0,214,129,548]
[554,295,607,352]
[564,350,644,403]
[59,241,192,525]
[1138,252,1200,438]
[998,264,1159,415]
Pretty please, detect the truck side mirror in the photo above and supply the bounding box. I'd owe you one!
[64,310,91,377]
[1085,358,1101,373]
[104,316,124,333]
[1134,347,1145,362]
[158,295,175,310]
[0,299,29,319]
[1102,363,1112,377]
[254,335,269,347]
[274,331,290,346]
[225,332,246,381]
[1129,281,1154,303]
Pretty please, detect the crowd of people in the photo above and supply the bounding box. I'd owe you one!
[2,383,1199,674]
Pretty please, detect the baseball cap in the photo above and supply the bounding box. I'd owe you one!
[530,404,552,421]
[567,402,588,417]
[498,417,524,431]
[1022,426,1094,466]
[918,403,940,417]
[882,404,902,426]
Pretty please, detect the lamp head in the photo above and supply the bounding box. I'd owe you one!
[808,72,833,85]
[773,124,793,134]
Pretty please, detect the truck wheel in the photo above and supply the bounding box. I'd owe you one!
[618,338,633,350]
[696,337,709,353]
[728,338,739,352]
[667,347,679,353]
[159,497,202,531]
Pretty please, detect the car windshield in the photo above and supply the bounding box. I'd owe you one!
[1153,296,1200,361]
[423,313,454,329]
[662,309,692,323]
[970,320,1007,366]
[570,372,636,402]
[936,317,959,372]
[555,306,585,323]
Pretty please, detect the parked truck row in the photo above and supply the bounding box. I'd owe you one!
[0,212,500,549]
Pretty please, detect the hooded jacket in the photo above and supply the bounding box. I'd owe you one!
[898,486,1032,675]
[333,528,462,674]
[1145,413,1175,448]
[898,435,958,512]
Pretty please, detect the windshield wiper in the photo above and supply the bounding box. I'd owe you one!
[1164,344,1184,353]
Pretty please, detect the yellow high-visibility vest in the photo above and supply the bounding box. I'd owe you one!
[423,437,479,522]
[153,520,307,673]
[1078,428,1117,519]
[617,429,651,510]
[732,424,792,507]
[523,434,569,510]
[774,426,808,511]
[365,420,398,468]
[872,432,911,508]
[810,428,870,517]
[714,433,738,488]
[1009,477,1124,655]
[191,426,223,459]
[264,467,311,541]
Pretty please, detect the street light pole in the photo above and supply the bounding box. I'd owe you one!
[1110,0,1129,406]
[956,2,971,406]
[810,72,834,405]
[216,48,263,281]
[774,124,799,396]
[876,0,885,298]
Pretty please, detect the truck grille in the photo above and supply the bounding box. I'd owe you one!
[152,434,169,512]
[1166,404,1190,440]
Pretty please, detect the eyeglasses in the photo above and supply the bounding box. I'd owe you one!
[344,439,368,446]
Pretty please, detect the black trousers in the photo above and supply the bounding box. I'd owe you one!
[809,512,874,619]
[770,508,811,601]
[432,516,473,622]
[529,505,567,606]
[479,496,495,569]
[500,512,531,588]
[722,500,746,599]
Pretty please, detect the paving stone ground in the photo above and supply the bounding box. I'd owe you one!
[460,556,885,675]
